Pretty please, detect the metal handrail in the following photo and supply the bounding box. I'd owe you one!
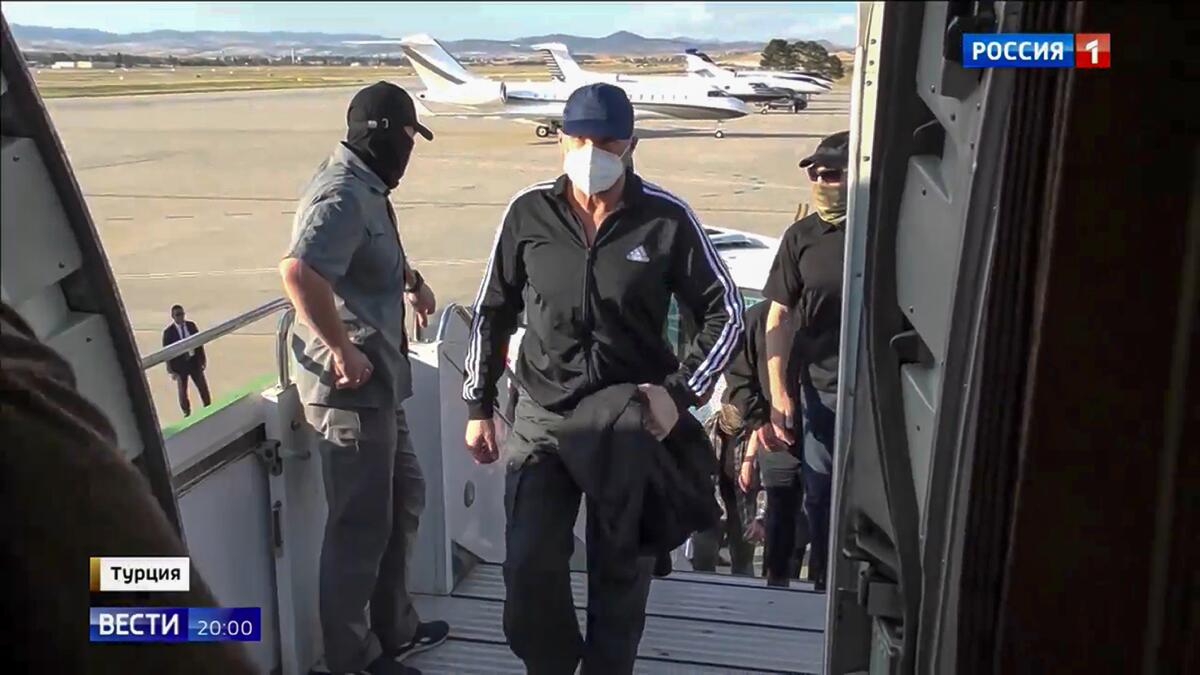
[436,302,474,342]
[143,297,478,395]
[275,306,297,389]
[141,297,293,370]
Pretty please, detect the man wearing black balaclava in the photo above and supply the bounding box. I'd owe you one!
[343,84,419,190]
[280,81,446,675]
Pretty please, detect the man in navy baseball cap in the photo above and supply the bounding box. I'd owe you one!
[554,83,639,196]
[464,78,744,674]
[561,82,635,140]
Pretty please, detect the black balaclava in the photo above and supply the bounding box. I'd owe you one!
[344,122,413,190]
[344,82,430,190]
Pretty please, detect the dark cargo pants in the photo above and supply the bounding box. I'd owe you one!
[759,447,811,583]
[502,395,654,675]
[305,404,426,673]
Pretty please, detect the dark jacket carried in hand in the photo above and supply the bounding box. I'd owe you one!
[161,320,206,375]
[552,384,719,572]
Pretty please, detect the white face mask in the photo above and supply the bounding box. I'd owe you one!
[563,143,627,196]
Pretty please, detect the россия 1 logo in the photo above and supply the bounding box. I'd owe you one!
[962,33,1111,69]
[1075,33,1111,68]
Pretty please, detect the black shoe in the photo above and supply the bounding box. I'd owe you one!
[389,620,450,662]
[653,552,673,577]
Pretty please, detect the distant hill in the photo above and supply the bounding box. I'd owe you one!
[10,24,846,59]
[482,30,762,56]
[11,25,396,58]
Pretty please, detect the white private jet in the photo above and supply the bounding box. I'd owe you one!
[396,34,750,139]
[683,49,835,105]
[532,42,798,105]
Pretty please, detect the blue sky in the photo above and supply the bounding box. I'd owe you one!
[3,2,858,44]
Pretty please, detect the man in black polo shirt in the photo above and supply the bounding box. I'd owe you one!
[461,83,744,674]
[760,130,849,592]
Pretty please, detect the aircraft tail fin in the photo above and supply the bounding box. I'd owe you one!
[531,42,585,83]
[399,34,481,90]
[684,48,730,78]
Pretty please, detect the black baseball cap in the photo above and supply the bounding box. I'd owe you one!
[799,130,849,170]
[561,83,634,140]
[347,81,434,141]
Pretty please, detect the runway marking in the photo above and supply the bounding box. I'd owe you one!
[88,192,294,203]
[116,258,488,280]
[118,267,274,280]
[75,154,174,171]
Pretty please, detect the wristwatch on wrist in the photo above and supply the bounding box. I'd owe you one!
[406,269,424,293]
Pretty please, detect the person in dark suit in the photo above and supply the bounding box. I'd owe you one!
[162,304,211,416]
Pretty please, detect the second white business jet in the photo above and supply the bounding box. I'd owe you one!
[532,42,799,106]
[384,34,751,138]
[683,49,834,103]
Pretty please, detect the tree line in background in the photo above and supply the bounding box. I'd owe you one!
[760,39,846,79]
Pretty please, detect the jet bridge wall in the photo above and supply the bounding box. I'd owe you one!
[0,13,180,528]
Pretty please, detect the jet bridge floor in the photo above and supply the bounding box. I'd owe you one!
[409,562,825,674]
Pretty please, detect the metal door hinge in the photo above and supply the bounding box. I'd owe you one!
[942,1,997,99]
[255,440,283,476]
[944,2,998,64]
[855,563,904,622]
[255,439,312,476]
[891,330,936,367]
[271,500,283,557]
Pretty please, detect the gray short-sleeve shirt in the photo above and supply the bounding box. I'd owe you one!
[286,143,412,409]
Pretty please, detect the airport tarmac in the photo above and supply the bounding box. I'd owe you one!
[45,79,850,426]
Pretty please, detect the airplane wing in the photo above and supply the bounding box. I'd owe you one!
[417,97,563,121]
[418,107,563,125]
[423,110,555,120]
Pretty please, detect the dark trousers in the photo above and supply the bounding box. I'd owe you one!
[801,460,832,586]
[759,448,809,584]
[503,396,652,675]
[173,362,211,416]
[306,405,425,673]
[504,453,653,675]
[764,484,810,582]
[798,375,835,587]
[690,471,755,576]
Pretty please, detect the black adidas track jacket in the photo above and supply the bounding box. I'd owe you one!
[462,172,745,420]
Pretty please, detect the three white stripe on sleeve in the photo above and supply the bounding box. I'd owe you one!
[642,182,744,399]
[462,181,555,402]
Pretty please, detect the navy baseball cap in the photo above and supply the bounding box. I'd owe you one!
[561,83,634,140]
